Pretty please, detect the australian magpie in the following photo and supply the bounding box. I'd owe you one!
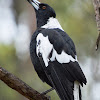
[27,0,87,100]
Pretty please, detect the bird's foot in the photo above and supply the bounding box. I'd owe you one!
[41,88,54,95]
[45,95,51,100]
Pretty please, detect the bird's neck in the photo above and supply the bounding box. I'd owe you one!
[37,17,63,31]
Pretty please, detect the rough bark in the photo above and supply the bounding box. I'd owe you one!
[92,0,100,50]
[0,66,49,100]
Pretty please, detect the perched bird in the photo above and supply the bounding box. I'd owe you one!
[27,0,87,100]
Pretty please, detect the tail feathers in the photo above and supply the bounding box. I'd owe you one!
[79,85,82,100]
[47,62,74,100]
[47,61,83,100]
[74,81,82,100]
[63,61,87,86]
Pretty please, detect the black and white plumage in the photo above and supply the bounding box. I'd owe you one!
[27,0,87,100]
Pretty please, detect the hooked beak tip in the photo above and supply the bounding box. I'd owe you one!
[27,0,40,10]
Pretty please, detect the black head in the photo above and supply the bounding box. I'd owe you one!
[27,0,56,28]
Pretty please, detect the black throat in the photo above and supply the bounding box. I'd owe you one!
[36,15,48,28]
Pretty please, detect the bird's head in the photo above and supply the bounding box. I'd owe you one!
[27,0,56,28]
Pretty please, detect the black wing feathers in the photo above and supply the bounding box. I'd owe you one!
[42,29,65,54]
[42,29,75,58]
[63,62,87,86]
[55,29,76,56]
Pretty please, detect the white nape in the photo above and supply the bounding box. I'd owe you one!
[36,33,53,67]
[41,17,64,31]
[74,81,79,100]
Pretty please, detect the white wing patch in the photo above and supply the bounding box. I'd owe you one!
[36,33,77,67]
[36,33,53,67]
[41,17,64,31]
[50,50,77,63]
[74,81,79,100]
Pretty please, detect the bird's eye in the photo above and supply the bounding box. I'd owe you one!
[42,6,46,10]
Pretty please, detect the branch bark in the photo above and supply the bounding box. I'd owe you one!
[92,0,100,50]
[0,66,49,100]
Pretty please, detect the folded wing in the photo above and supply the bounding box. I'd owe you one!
[36,29,87,100]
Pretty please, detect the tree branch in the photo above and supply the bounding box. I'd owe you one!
[92,0,100,50]
[0,66,49,100]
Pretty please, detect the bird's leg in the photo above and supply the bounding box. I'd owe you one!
[41,88,54,95]
[46,95,51,100]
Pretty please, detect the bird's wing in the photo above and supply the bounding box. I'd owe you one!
[36,29,87,100]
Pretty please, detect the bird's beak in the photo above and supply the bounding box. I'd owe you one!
[27,0,40,10]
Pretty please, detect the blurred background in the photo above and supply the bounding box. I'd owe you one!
[0,0,100,100]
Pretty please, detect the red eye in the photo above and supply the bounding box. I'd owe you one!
[42,6,46,9]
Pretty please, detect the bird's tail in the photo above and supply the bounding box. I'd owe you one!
[79,85,82,100]
[47,62,74,100]
[46,61,83,100]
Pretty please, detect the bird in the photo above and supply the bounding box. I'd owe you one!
[27,0,87,100]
